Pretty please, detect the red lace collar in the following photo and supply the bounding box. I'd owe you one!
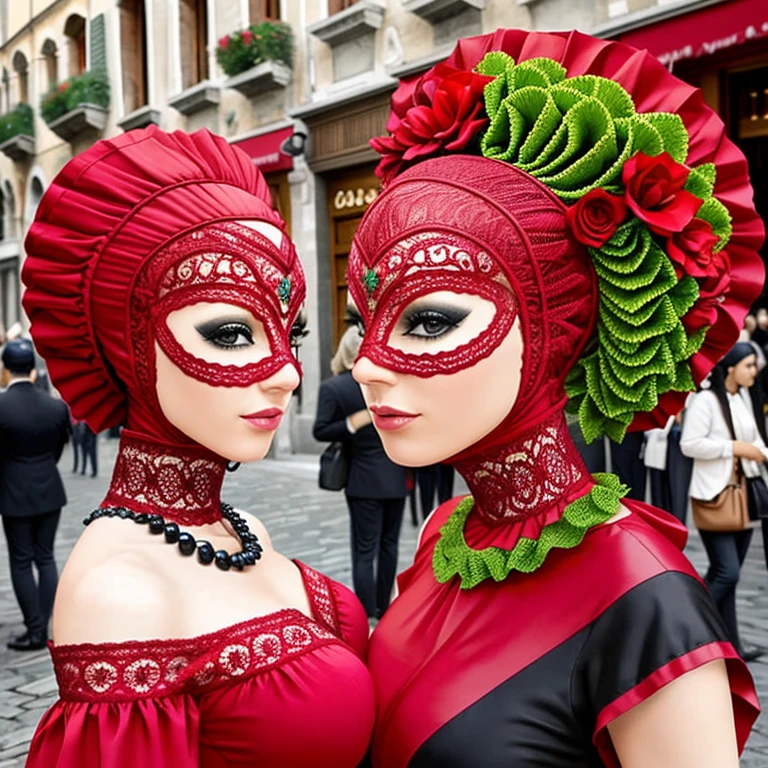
[451,410,592,549]
[101,429,226,525]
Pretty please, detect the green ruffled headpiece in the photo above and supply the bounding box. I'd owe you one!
[371,41,746,444]
[475,53,729,442]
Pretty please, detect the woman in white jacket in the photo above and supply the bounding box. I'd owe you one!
[681,342,767,661]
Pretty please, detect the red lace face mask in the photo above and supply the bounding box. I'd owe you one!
[348,230,518,377]
[127,220,306,440]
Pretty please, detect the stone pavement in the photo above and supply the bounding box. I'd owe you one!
[0,438,766,766]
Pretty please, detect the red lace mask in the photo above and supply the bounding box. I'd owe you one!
[349,230,518,376]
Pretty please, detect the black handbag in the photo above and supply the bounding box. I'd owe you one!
[318,442,349,491]
[746,475,768,521]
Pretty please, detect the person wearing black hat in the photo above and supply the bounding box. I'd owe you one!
[0,338,70,650]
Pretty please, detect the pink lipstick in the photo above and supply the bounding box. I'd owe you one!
[369,405,419,431]
[240,407,284,431]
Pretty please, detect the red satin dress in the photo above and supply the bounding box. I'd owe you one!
[28,560,374,768]
[25,433,376,768]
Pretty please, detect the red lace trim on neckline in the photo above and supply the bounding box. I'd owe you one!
[101,430,226,525]
[50,562,345,702]
[452,410,589,527]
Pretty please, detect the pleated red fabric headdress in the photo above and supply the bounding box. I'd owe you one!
[23,127,305,441]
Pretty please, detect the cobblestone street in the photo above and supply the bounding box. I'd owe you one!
[0,439,767,766]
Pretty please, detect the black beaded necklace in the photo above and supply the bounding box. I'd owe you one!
[83,502,263,571]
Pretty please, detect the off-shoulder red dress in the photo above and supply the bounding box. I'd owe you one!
[27,559,374,768]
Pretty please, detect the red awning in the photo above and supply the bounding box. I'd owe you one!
[616,0,768,67]
[232,126,293,175]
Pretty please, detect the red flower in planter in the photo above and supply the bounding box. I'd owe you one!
[566,188,628,248]
[241,30,254,46]
[667,217,721,279]
[218,35,231,50]
[371,65,494,184]
[622,152,702,237]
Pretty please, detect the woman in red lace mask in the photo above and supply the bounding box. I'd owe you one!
[348,30,763,768]
[21,128,374,767]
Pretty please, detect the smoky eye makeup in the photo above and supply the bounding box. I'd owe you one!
[400,304,470,340]
[194,317,255,350]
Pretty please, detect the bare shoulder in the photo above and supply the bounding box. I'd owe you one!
[53,520,173,645]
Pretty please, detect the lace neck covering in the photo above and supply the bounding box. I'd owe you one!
[101,429,226,525]
[452,409,590,529]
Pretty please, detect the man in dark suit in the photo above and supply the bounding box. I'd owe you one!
[313,328,407,621]
[0,339,69,650]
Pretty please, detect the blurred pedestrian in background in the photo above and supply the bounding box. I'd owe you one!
[411,464,455,523]
[681,342,767,661]
[313,326,407,622]
[0,339,70,650]
[78,422,98,478]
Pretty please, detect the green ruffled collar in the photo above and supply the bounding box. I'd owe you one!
[432,473,628,589]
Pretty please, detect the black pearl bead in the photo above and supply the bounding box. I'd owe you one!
[103,508,116,517]
[134,513,149,524]
[229,553,245,570]
[164,523,180,544]
[214,550,231,571]
[91,509,103,519]
[197,541,215,565]
[242,551,257,566]
[253,549,262,561]
[117,508,131,519]
[148,516,165,534]
[177,532,196,556]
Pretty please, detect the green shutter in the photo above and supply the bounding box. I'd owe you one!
[90,14,107,73]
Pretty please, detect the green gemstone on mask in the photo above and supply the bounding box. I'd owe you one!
[277,277,291,309]
[363,268,380,296]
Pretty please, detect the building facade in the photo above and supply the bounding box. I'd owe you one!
[0,0,765,452]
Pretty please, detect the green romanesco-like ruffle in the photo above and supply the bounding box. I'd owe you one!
[472,51,732,443]
[432,473,628,589]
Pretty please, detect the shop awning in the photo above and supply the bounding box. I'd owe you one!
[232,125,293,175]
[616,0,768,67]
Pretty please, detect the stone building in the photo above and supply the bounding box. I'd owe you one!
[0,0,765,452]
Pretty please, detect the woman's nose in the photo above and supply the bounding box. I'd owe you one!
[261,362,301,393]
[353,355,398,386]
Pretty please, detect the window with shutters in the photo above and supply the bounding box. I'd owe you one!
[249,0,281,22]
[328,0,358,14]
[65,14,87,77]
[179,0,209,89]
[41,39,58,90]
[121,0,148,112]
[11,52,28,105]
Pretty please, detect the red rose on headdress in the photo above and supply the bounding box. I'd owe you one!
[681,249,731,333]
[622,152,702,237]
[667,217,721,279]
[566,188,627,248]
[371,65,494,184]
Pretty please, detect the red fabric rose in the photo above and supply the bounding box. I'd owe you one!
[622,152,702,237]
[218,35,230,50]
[681,249,731,333]
[241,30,254,46]
[566,188,627,248]
[371,66,494,184]
[667,217,721,279]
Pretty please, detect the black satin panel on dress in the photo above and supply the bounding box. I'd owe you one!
[409,572,728,767]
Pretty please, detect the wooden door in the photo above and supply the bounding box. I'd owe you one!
[327,166,380,348]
